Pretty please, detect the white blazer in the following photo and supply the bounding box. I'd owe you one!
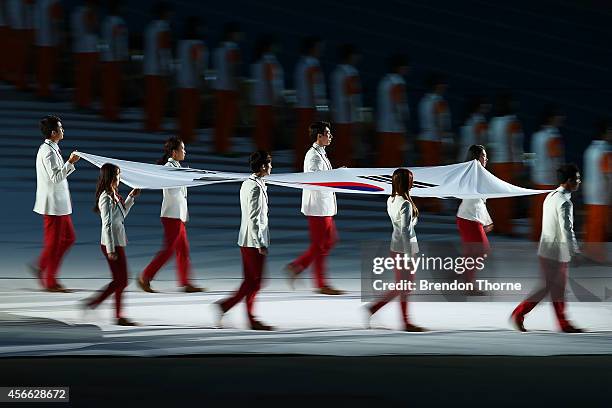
[99,191,135,254]
[387,196,419,255]
[457,198,493,226]
[301,143,337,217]
[237,175,270,248]
[537,187,580,263]
[33,140,75,216]
[160,158,188,222]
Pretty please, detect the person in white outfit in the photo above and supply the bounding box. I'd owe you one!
[70,0,99,109]
[456,145,493,290]
[511,164,585,333]
[529,105,566,241]
[286,121,345,295]
[417,71,451,213]
[143,1,173,132]
[213,22,242,153]
[217,151,273,330]
[251,34,284,151]
[293,36,326,169]
[176,16,206,143]
[457,96,489,162]
[366,168,426,332]
[376,53,409,167]
[487,93,524,235]
[32,115,80,292]
[138,137,204,293]
[100,0,128,121]
[83,163,140,326]
[330,43,362,167]
[582,120,611,262]
[34,0,63,98]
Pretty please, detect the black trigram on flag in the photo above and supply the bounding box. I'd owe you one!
[358,175,438,189]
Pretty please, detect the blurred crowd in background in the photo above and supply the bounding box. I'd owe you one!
[0,0,610,250]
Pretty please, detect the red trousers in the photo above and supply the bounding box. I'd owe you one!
[101,61,123,121]
[37,215,76,288]
[177,88,200,143]
[512,256,570,330]
[331,123,353,167]
[219,246,265,323]
[456,217,490,283]
[368,251,414,325]
[74,52,98,108]
[488,163,516,234]
[214,90,238,153]
[144,75,167,132]
[292,216,337,289]
[530,184,554,241]
[377,131,404,167]
[91,245,128,319]
[37,46,58,98]
[142,217,192,286]
[583,204,609,262]
[295,108,316,169]
[253,105,274,151]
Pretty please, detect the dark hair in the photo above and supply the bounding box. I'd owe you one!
[540,104,563,127]
[556,163,580,185]
[223,22,240,41]
[183,16,201,40]
[466,144,486,162]
[249,150,271,173]
[158,137,183,164]
[391,168,419,218]
[93,163,120,213]
[337,43,356,63]
[388,53,408,72]
[300,36,321,55]
[309,121,331,142]
[425,71,447,90]
[40,115,62,138]
[253,34,275,62]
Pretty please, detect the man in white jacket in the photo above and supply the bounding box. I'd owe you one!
[216,151,273,330]
[32,115,80,292]
[511,164,584,333]
[286,121,345,295]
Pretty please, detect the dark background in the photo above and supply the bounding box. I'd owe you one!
[1,356,611,406]
[60,0,612,166]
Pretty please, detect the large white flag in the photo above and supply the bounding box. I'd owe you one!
[76,152,550,199]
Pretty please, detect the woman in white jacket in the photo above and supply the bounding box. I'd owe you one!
[367,168,426,332]
[83,163,140,326]
[456,145,493,287]
[138,137,203,293]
